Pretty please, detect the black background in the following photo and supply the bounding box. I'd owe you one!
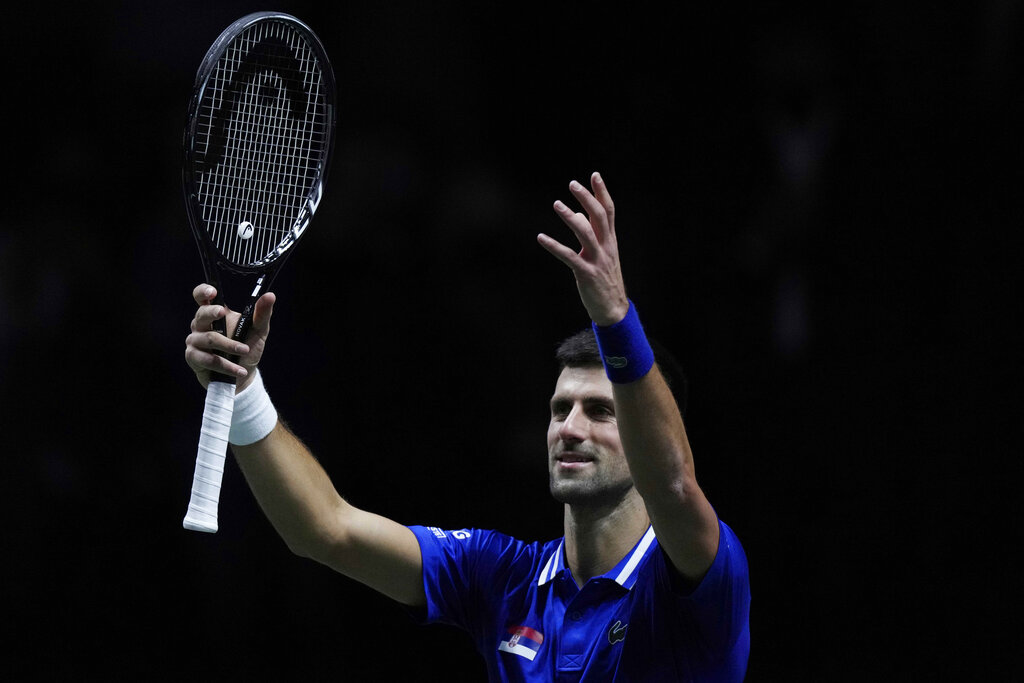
[2,1,1019,680]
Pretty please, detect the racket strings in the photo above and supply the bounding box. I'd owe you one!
[194,19,328,266]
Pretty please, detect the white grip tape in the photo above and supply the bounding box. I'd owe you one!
[183,380,236,533]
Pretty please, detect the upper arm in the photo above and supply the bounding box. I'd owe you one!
[315,502,427,607]
[646,475,720,584]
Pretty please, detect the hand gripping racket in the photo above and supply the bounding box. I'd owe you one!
[182,12,336,532]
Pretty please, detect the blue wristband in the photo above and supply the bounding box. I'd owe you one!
[592,300,655,383]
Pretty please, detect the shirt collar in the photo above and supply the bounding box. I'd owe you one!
[537,525,658,590]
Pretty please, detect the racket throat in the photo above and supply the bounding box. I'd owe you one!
[231,274,268,340]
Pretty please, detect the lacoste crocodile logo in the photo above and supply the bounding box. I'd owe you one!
[608,620,628,644]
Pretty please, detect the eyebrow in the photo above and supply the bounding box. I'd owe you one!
[549,395,615,410]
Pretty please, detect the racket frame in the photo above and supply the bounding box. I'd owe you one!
[182,11,335,345]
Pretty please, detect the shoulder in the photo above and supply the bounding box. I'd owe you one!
[408,525,562,626]
[640,521,750,667]
[409,525,559,578]
[699,520,749,594]
[647,520,749,603]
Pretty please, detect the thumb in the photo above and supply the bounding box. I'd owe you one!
[251,292,276,334]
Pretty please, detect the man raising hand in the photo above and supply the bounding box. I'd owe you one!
[184,172,750,681]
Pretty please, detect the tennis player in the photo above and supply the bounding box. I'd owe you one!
[184,172,750,681]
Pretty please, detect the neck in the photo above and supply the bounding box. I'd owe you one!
[562,487,650,587]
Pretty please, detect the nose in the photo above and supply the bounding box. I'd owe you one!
[557,406,587,443]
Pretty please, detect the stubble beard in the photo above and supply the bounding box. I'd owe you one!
[548,466,635,508]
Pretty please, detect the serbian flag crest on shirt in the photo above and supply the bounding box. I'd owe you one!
[498,625,544,661]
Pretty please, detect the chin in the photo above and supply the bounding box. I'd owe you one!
[549,477,632,507]
[549,477,587,505]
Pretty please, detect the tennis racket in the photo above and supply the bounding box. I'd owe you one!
[182,12,336,533]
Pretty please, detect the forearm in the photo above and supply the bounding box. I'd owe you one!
[184,285,424,604]
[233,421,426,605]
[232,421,349,559]
[612,366,694,502]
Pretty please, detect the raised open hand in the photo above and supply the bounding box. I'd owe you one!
[537,172,629,326]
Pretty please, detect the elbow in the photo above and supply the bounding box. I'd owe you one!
[645,465,700,507]
[279,529,319,560]
[282,500,352,562]
[673,469,705,504]
[285,537,316,560]
[279,521,342,562]
[287,535,341,571]
[288,516,351,567]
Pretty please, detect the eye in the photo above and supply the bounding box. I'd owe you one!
[550,401,570,420]
[587,403,615,420]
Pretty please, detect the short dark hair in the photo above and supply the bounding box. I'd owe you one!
[555,329,688,417]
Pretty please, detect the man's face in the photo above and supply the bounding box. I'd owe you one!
[547,365,634,506]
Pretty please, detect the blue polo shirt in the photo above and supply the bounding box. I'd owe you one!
[408,520,750,682]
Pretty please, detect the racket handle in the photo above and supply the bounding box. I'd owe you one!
[183,380,236,533]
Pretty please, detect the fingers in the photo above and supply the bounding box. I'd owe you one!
[192,284,221,333]
[191,302,228,333]
[536,232,580,268]
[187,283,253,381]
[539,172,628,326]
[184,330,250,378]
[191,284,227,335]
[589,172,615,235]
[552,200,600,255]
[193,283,216,306]
[187,327,249,356]
[185,348,249,379]
[567,174,613,242]
[547,172,615,255]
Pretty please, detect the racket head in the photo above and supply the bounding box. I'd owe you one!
[182,12,336,291]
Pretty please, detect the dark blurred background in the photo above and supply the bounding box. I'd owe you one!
[2,1,1019,679]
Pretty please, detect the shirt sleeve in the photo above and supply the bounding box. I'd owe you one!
[680,520,751,657]
[408,525,533,637]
